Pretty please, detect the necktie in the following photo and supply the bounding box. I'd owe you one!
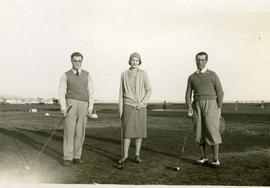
[76,70,79,76]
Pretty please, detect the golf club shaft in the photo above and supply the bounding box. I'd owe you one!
[177,135,187,166]
[121,124,123,159]
[181,135,188,154]
[177,116,193,166]
[34,105,72,164]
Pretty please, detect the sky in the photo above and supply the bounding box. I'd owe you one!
[0,0,270,102]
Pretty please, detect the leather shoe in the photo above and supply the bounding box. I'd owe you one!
[118,158,127,165]
[73,159,84,164]
[135,155,142,163]
[63,160,72,167]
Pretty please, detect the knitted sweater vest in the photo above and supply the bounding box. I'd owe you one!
[65,70,89,102]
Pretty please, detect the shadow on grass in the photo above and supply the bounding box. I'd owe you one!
[85,134,119,145]
[0,128,63,164]
[85,127,270,166]
[84,132,196,165]
[5,126,268,171]
[15,128,121,163]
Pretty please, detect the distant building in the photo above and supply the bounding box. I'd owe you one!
[0,96,60,104]
[44,98,54,104]
[5,99,18,104]
[29,108,37,113]
[0,98,5,104]
[52,98,59,104]
[32,98,40,104]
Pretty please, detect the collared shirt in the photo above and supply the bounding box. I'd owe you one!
[196,67,207,74]
[58,68,94,112]
[73,69,81,75]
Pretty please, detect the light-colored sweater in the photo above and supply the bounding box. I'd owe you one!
[119,68,152,117]
[185,69,224,108]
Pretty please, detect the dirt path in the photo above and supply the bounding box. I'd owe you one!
[0,128,76,183]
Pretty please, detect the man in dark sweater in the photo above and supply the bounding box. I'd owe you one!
[59,52,94,167]
[185,52,224,167]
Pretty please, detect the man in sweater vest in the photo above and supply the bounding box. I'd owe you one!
[185,52,224,167]
[59,52,94,167]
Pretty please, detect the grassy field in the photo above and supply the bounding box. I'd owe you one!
[0,103,269,185]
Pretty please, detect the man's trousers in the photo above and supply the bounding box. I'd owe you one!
[63,99,88,161]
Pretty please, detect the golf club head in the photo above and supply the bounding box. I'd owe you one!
[24,165,31,170]
[117,164,124,170]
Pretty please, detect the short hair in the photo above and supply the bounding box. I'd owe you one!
[71,52,83,60]
[195,52,208,61]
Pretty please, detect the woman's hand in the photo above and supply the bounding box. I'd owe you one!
[136,103,146,110]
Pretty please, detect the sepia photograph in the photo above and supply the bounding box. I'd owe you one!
[0,0,269,187]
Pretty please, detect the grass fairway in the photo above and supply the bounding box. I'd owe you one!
[0,103,269,185]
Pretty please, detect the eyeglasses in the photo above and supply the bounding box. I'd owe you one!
[72,60,82,63]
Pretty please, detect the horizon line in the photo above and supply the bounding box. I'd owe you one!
[0,94,269,103]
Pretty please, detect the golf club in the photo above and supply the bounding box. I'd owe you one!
[24,105,72,170]
[174,115,194,171]
[174,135,188,171]
[117,123,124,169]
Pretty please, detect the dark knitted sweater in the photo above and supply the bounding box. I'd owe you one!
[185,69,224,108]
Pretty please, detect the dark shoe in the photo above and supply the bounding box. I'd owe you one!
[117,158,127,169]
[118,158,127,165]
[135,155,142,163]
[73,159,84,164]
[63,160,73,167]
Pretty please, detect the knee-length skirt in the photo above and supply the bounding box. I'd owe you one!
[121,104,147,138]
